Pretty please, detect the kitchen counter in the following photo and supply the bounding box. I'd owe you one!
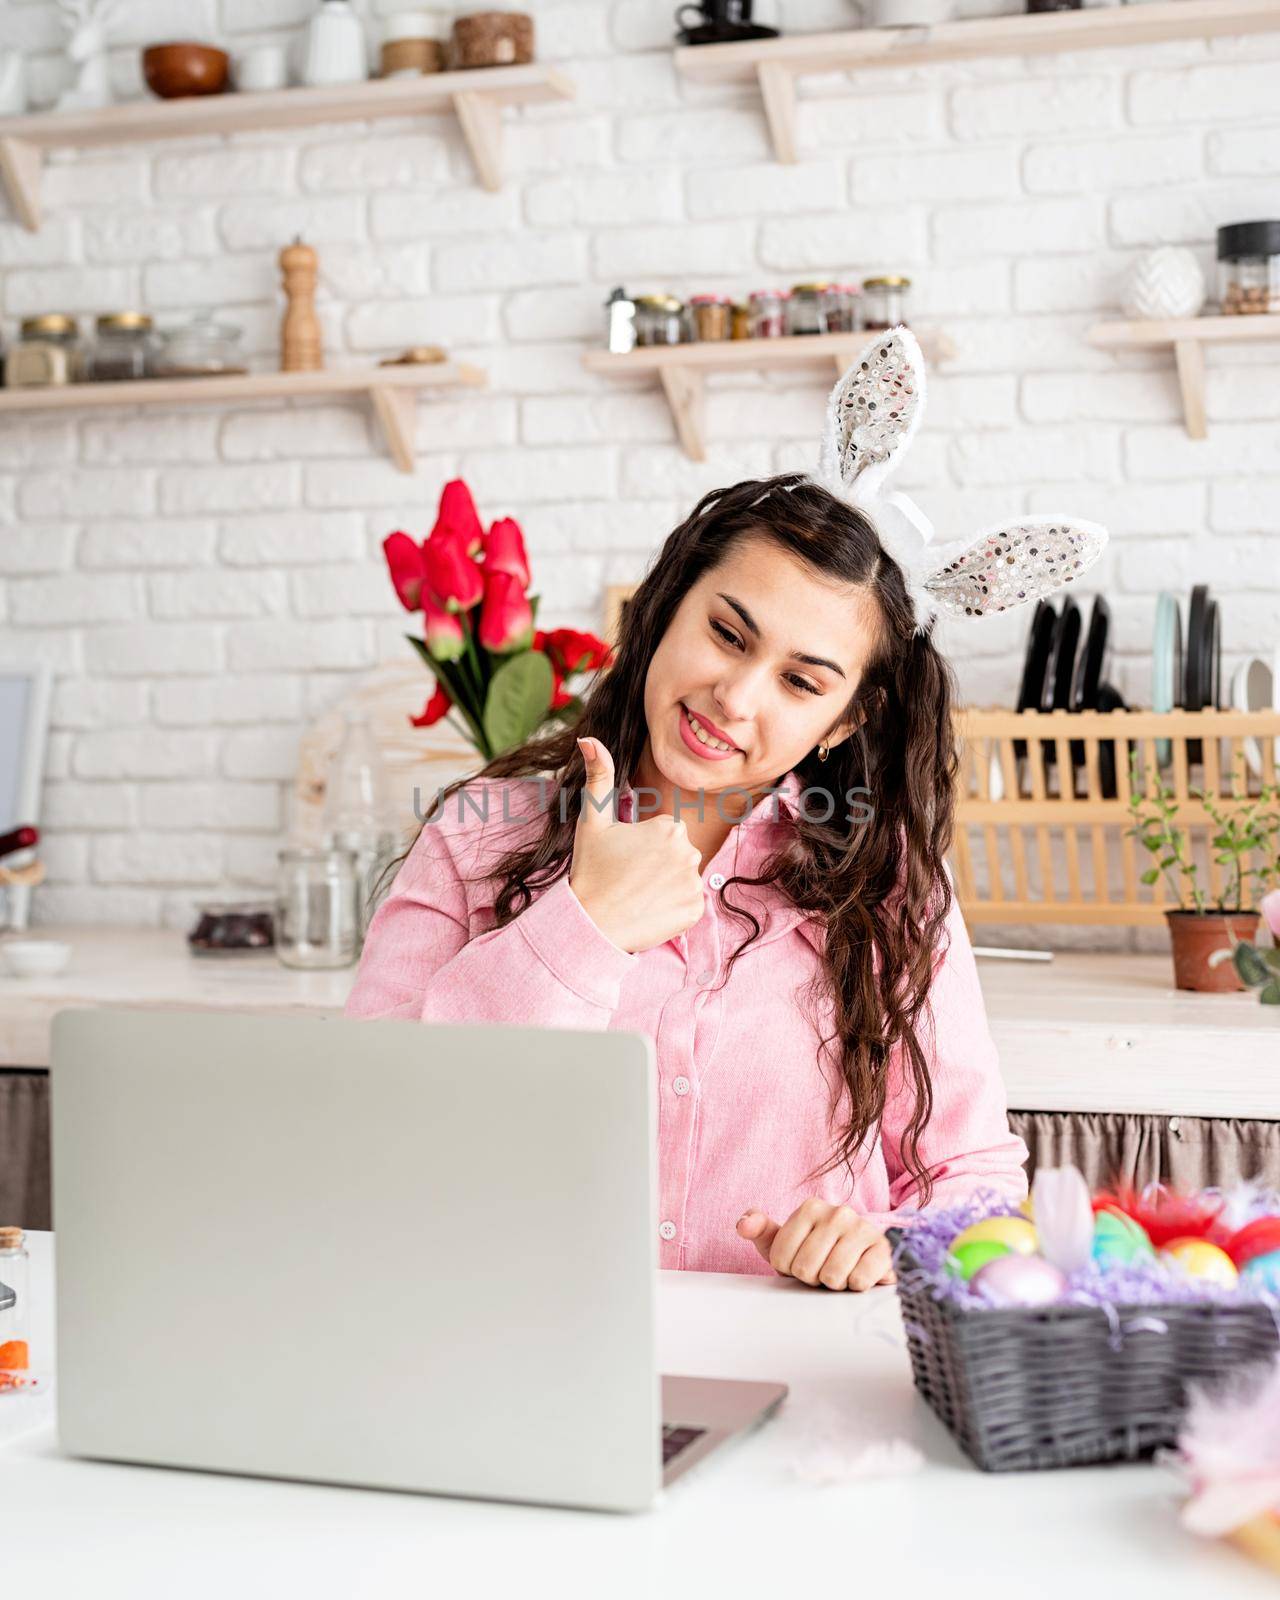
[0,928,1275,1118]
[1,1231,1273,1600]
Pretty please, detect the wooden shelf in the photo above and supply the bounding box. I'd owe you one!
[0,362,488,473]
[1087,314,1280,440]
[0,64,575,229]
[675,0,1280,163]
[582,329,955,461]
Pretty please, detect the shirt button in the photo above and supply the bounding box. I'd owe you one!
[708,872,726,890]
[659,1220,677,1241]
[673,1076,691,1096]
[695,969,714,985]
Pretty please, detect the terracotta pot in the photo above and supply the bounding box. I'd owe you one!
[1164,909,1261,992]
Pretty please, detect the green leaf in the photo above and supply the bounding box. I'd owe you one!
[482,649,554,757]
[1159,856,1177,870]
[1234,943,1272,988]
[1259,979,1280,1005]
[1263,947,1280,974]
[1141,868,1160,886]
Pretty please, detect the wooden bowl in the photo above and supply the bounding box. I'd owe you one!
[142,42,230,99]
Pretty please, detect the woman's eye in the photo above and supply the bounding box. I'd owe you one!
[709,621,820,696]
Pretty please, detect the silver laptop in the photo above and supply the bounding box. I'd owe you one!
[50,1007,786,1513]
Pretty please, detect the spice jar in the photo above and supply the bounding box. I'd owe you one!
[730,301,752,340]
[788,282,832,336]
[83,312,158,382]
[633,294,684,347]
[380,11,445,75]
[748,288,787,339]
[861,275,911,329]
[275,847,360,969]
[689,292,732,341]
[1217,221,1280,316]
[821,283,861,335]
[4,314,83,388]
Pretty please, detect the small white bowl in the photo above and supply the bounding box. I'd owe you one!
[0,940,72,978]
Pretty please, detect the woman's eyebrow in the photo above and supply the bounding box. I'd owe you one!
[715,593,846,678]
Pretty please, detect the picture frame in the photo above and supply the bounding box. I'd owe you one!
[0,661,52,931]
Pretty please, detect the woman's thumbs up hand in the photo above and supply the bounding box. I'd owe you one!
[568,737,707,955]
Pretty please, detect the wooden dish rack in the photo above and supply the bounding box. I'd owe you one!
[953,708,1280,926]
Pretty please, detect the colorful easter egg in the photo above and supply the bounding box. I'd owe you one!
[1092,1208,1154,1268]
[1241,1249,1280,1293]
[1161,1237,1239,1287]
[1226,1217,1280,1269]
[945,1239,1011,1281]
[971,1254,1066,1308]
[951,1216,1039,1257]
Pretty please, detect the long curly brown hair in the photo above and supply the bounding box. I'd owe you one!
[379,472,960,1201]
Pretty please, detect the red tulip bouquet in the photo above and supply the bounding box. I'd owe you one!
[382,478,615,761]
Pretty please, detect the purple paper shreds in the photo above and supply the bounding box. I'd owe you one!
[890,1190,1280,1315]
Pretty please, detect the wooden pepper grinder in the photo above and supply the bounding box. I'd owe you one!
[280,235,322,372]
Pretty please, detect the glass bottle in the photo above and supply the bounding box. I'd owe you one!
[322,712,397,942]
[275,847,360,969]
[0,1226,31,1392]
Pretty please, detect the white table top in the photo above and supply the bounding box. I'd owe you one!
[1,927,1277,1118]
[1,1233,1273,1600]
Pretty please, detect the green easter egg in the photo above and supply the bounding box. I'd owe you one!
[945,1239,1012,1281]
[1092,1208,1154,1267]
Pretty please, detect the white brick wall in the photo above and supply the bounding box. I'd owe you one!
[1,0,1278,937]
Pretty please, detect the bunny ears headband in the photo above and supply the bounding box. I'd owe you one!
[794,325,1109,636]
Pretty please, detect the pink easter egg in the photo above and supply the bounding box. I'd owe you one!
[971,1253,1066,1308]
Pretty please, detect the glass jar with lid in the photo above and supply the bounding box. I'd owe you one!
[83,312,159,382]
[275,846,360,969]
[729,301,752,340]
[689,292,732,342]
[748,288,787,339]
[4,314,83,388]
[787,282,832,336]
[1218,221,1280,315]
[861,275,912,330]
[821,283,861,335]
[632,294,685,347]
[150,311,247,376]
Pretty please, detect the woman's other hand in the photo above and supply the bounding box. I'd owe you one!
[736,1199,896,1291]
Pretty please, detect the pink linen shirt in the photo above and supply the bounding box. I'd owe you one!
[344,768,1029,1275]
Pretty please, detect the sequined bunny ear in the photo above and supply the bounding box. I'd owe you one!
[815,325,926,509]
[922,516,1110,622]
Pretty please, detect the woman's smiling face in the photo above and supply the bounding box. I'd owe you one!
[639,533,882,809]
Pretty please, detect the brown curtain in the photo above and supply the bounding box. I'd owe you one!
[1011,1110,1280,1193]
[0,1072,50,1230]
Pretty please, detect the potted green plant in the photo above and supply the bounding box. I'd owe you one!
[1126,753,1279,993]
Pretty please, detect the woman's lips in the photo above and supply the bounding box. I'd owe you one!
[678,703,740,761]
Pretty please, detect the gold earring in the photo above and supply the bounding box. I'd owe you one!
[817,742,829,763]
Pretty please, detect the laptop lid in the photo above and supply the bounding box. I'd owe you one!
[50,1007,662,1512]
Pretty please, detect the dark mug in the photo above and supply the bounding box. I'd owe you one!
[676,0,754,31]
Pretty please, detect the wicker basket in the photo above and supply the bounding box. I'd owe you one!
[889,1229,1280,1472]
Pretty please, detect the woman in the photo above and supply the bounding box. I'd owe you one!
[345,330,1108,1291]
